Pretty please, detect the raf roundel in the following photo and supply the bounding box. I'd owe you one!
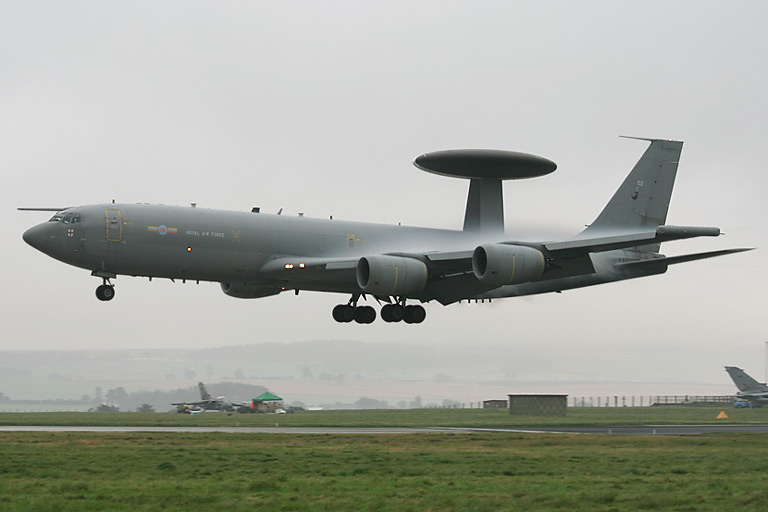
[147,225,178,236]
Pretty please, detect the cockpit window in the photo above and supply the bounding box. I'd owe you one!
[48,215,63,222]
[71,216,81,223]
[61,213,74,224]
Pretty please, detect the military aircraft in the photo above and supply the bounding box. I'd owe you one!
[20,137,750,324]
[171,382,241,413]
[724,367,768,403]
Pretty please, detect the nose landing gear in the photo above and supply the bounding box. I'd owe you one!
[95,278,115,301]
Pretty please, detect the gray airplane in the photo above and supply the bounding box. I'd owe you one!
[171,382,240,413]
[20,137,750,324]
[724,367,768,403]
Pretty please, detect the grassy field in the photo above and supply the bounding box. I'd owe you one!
[0,406,765,428]
[1,431,767,511]
[2,408,767,511]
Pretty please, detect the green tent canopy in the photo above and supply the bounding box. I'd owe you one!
[253,392,283,402]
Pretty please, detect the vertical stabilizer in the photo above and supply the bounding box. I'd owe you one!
[725,367,768,393]
[198,382,212,400]
[585,138,683,244]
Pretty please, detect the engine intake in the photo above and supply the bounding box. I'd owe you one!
[472,244,545,286]
[220,282,282,299]
[356,255,428,296]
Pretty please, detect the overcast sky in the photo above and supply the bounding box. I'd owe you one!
[2,1,766,392]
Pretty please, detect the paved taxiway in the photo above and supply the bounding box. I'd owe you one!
[3,425,768,435]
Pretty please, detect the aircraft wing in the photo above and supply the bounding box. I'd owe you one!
[615,248,754,271]
[259,256,359,291]
[257,224,746,305]
[425,224,748,303]
[260,253,478,302]
[424,225,724,272]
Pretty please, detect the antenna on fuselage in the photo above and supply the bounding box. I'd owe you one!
[18,207,70,212]
[413,149,557,233]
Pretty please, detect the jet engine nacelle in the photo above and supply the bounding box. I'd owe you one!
[472,244,545,286]
[220,282,282,299]
[356,255,428,296]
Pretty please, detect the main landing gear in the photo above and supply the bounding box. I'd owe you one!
[332,304,375,324]
[332,297,426,325]
[95,279,115,301]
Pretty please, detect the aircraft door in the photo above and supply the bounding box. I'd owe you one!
[105,208,123,242]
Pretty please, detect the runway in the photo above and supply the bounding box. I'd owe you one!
[2,425,768,435]
[449,425,768,435]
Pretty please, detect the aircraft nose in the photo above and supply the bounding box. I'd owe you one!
[22,223,48,252]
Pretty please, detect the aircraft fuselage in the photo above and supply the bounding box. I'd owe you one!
[23,203,479,293]
[21,139,749,324]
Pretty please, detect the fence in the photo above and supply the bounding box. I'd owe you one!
[432,395,738,409]
[570,395,735,407]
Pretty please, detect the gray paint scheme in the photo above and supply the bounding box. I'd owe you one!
[725,366,768,402]
[20,138,751,322]
[414,149,557,233]
[171,382,240,412]
[413,149,557,180]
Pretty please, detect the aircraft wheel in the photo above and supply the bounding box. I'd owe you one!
[96,284,115,301]
[333,304,354,323]
[381,304,404,323]
[354,306,376,324]
[403,305,426,324]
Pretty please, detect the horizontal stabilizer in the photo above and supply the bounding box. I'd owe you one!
[545,225,723,258]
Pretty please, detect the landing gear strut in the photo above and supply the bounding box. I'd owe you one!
[332,297,426,324]
[332,295,376,324]
[95,279,115,301]
[381,299,426,324]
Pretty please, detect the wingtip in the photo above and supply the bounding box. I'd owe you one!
[619,135,684,144]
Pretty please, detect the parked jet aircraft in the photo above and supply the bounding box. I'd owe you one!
[20,138,750,324]
[171,382,241,413]
[724,367,768,403]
